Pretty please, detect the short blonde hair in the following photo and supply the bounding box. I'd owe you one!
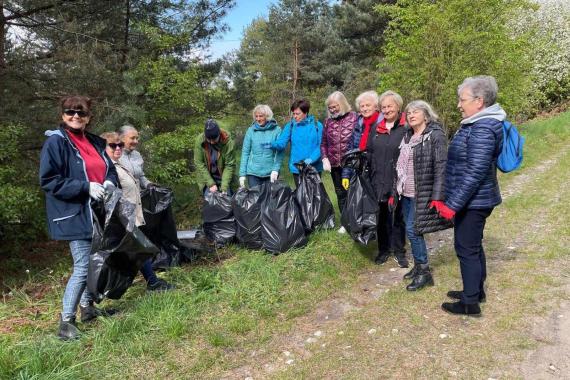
[355,90,379,112]
[100,131,119,144]
[379,90,404,111]
[325,91,352,117]
[252,104,274,121]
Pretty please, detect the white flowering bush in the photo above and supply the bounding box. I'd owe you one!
[518,0,570,109]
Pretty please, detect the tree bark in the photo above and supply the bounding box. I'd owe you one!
[0,0,6,73]
[292,39,299,101]
[121,0,130,68]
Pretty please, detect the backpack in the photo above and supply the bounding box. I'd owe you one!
[497,120,524,173]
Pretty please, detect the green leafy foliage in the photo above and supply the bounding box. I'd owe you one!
[0,125,44,245]
[377,0,536,129]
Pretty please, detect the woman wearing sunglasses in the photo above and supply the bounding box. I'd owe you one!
[40,95,118,340]
[100,132,174,292]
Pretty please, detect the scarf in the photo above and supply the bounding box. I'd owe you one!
[396,131,429,195]
[358,111,380,151]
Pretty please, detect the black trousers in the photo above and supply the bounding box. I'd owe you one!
[330,167,347,213]
[377,200,406,256]
[454,208,493,304]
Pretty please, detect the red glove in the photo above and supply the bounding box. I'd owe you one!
[429,200,445,213]
[438,203,456,220]
[387,196,395,212]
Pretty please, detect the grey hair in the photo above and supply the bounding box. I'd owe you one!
[405,100,440,124]
[378,90,404,111]
[100,131,119,143]
[355,90,379,112]
[457,75,498,107]
[118,124,137,137]
[325,91,352,117]
[252,104,274,121]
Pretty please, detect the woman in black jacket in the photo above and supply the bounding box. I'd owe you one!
[392,100,452,290]
[366,90,408,267]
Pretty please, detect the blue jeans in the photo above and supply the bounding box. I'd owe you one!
[62,239,93,320]
[401,197,428,264]
[247,175,270,188]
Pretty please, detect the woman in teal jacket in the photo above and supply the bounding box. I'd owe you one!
[239,104,284,188]
[268,99,324,188]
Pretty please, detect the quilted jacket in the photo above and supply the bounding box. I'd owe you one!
[321,111,358,167]
[445,104,505,211]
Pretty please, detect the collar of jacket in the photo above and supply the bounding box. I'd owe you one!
[51,124,107,151]
[253,119,278,131]
[291,114,315,127]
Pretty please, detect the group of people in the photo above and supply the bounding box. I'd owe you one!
[40,74,505,340]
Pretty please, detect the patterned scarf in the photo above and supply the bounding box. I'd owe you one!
[396,132,430,195]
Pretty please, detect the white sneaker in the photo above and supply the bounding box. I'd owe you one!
[337,226,347,234]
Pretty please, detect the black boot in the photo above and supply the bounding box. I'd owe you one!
[393,254,409,268]
[406,264,434,291]
[80,302,116,323]
[374,251,390,265]
[403,263,420,279]
[441,301,481,316]
[446,290,486,303]
[57,315,80,340]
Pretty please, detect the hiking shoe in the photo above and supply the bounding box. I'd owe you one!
[394,255,409,268]
[80,303,117,323]
[441,301,481,317]
[57,315,80,341]
[337,226,347,234]
[374,252,390,265]
[147,278,175,292]
[446,290,486,303]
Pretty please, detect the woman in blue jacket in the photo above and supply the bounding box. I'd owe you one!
[267,99,324,188]
[438,76,505,316]
[239,105,284,188]
[39,95,118,340]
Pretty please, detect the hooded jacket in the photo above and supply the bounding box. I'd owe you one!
[193,128,236,191]
[271,114,324,174]
[39,126,118,240]
[321,111,358,167]
[395,122,453,235]
[239,120,284,177]
[445,104,505,211]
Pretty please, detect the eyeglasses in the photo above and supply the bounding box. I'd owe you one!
[108,142,125,149]
[458,96,479,104]
[63,109,89,118]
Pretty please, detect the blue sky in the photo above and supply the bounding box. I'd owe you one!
[206,0,276,60]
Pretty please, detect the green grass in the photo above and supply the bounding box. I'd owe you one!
[1,111,569,379]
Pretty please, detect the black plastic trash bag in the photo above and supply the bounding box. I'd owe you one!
[88,189,158,302]
[140,186,182,270]
[177,229,215,258]
[340,150,378,245]
[232,186,266,249]
[294,163,335,232]
[260,181,307,254]
[202,191,236,246]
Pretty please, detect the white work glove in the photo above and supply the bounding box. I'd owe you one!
[103,180,115,191]
[89,182,105,200]
[322,157,331,172]
[209,184,218,193]
[239,176,246,188]
[270,171,279,183]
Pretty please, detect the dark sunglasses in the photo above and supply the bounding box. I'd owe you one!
[63,109,89,118]
[108,142,125,149]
